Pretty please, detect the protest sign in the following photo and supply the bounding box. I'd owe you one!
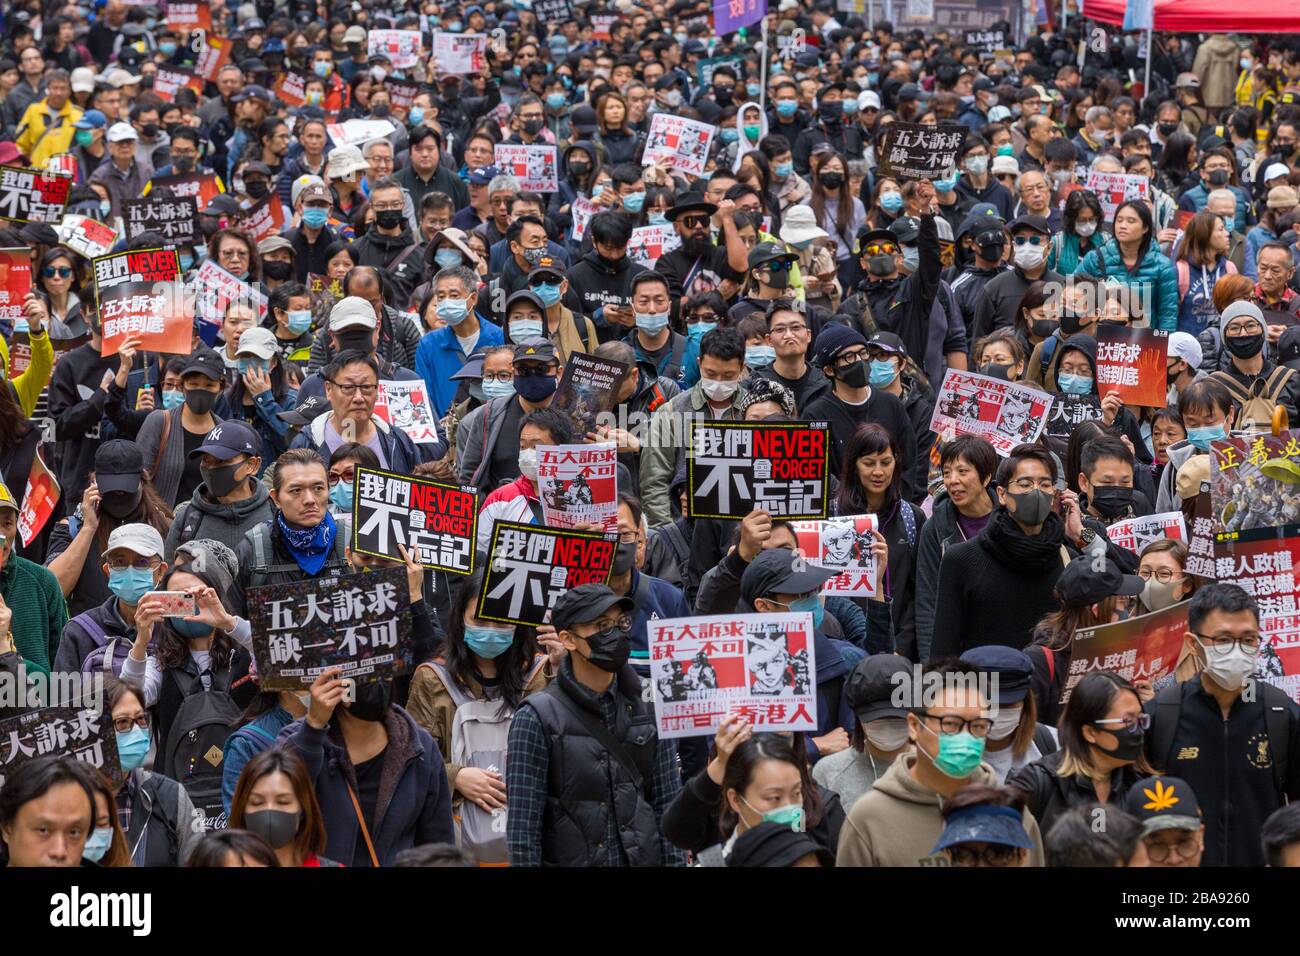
[713,0,767,34]
[1096,325,1168,407]
[570,194,600,243]
[1083,171,1151,221]
[56,214,118,259]
[0,247,31,326]
[477,522,617,626]
[242,192,287,243]
[1210,430,1300,542]
[877,122,968,181]
[153,66,205,102]
[791,515,879,597]
[166,1,210,30]
[696,54,745,89]
[194,33,231,82]
[191,259,267,342]
[123,195,198,245]
[1213,532,1300,702]
[1186,486,1216,579]
[272,71,310,108]
[0,703,122,790]
[627,224,682,265]
[92,248,189,357]
[644,113,717,176]
[432,31,488,73]
[551,351,630,437]
[649,612,818,739]
[308,273,345,301]
[385,78,420,113]
[247,566,413,690]
[1063,600,1191,704]
[1044,392,1102,439]
[374,379,441,444]
[326,118,397,148]
[17,448,59,547]
[930,368,1054,455]
[964,29,1005,54]
[591,13,619,39]
[9,329,85,377]
[369,29,423,68]
[688,421,830,519]
[493,143,559,193]
[352,467,477,574]
[532,0,576,22]
[537,442,620,532]
[145,170,224,210]
[1106,512,1187,554]
[0,166,71,223]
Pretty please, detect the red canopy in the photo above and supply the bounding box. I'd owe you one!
[1081,0,1300,34]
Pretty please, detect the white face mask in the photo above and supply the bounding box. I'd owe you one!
[1075,221,1098,238]
[864,718,910,751]
[700,378,739,401]
[1014,243,1045,269]
[1141,578,1179,613]
[518,447,539,481]
[1200,642,1258,691]
[988,703,1023,741]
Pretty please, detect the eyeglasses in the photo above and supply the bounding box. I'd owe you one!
[1138,568,1184,583]
[921,713,993,737]
[106,556,159,571]
[948,843,1022,867]
[111,714,150,734]
[834,349,868,367]
[1091,713,1152,733]
[42,266,73,278]
[862,241,898,256]
[770,322,808,337]
[579,614,631,636]
[762,260,793,272]
[1008,477,1055,492]
[482,372,514,384]
[689,312,719,324]
[1013,235,1045,246]
[328,381,378,396]
[328,470,355,486]
[1195,632,1263,656]
[1143,834,1201,863]
[371,201,403,212]
[1224,321,1263,335]
[617,531,641,544]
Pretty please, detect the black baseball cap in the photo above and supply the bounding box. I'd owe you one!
[551,583,634,633]
[1008,214,1052,236]
[856,226,898,255]
[526,255,565,282]
[512,338,558,365]
[844,653,912,722]
[740,548,837,605]
[190,421,263,461]
[1055,554,1144,608]
[727,821,833,868]
[1124,776,1202,834]
[748,241,798,270]
[866,331,906,356]
[94,439,144,495]
[959,645,1033,705]
[277,394,330,426]
[889,215,920,245]
[180,347,225,381]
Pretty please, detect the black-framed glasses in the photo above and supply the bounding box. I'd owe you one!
[617,531,640,544]
[328,381,378,396]
[920,713,993,737]
[1138,568,1184,583]
[1091,713,1152,733]
[834,349,868,367]
[1194,632,1262,656]
[112,714,151,734]
[689,312,719,324]
[578,614,631,636]
[948,843,1022,866]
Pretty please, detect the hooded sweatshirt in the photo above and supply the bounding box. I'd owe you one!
[836,753,1045,866]
[164,478,275,560]
[567,247,650,337]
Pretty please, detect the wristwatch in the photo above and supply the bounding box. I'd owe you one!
[1076,527,1097,549]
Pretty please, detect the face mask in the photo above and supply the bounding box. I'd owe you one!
[1200,642,1259,691]
[101,489,141,519]
[347,679,392,721]
[880,191,904,214]
[819,171,844,191]
[869,358,897,387]
[965,155,989,175]
[116,725,151,771]
[688,322,716,342]
[434,248,465,271]
[75,129,94,147]
[302,207,329,229]
[977,238,1006,260]
[611,540,637,575]
[788,593,825,630]
[720,128,739,144]
[622,191,646,213]
[1091,723,1145,761]
[648,211,667,226]
[865,718,909,751]
[1187,423,1227,451]
[934,173,958,194]
[185,389,218,414]
[988,704,1022,741]
[436,298,471,325]
[581,625,632,672]
[774,161,794,179]
[1057,373,1093,396]
[523,247,547,267]
[700,378,739,402]
[464,624,515,659]
[714,86,735,106]
[1207,169,1230,187]
[819,101,843,124]
[404,105,425,127]
[100,199,112,218]
[108,567,154,604]
[1141,578,1180,613]
[172,617,213,639]
[1074,220,1098,238]
[545,93,567,110]
[241,808,302,850]
[1241,57,1253,71]
[746,344,776,367]
[635,311,670,334]
[1224,333,1264,359]
[259,259,292,283]
[314,61,333,78]
[835,358,870,389]
[532,283,562,308]
[517,447,540,482]
[329,479,353,513]
[521,117,543,136]
[997,143,1015,156]
[776,100,798,118]
[981,362,1013,380]
[201,461,246,498]
[1089,485,1134,519]
[509,318,544,341]
[162,389,184,409]
[371,207,404,230]
[900,247,919,272]
[282,309,313,336]
[741,797,806,832]
[1157,121,1179,137]
[920,722,986,778]
[760,265,791,290]
[83,826,113,862]
[1008,488,1053,526]
[1014,243,1045,269]
[663,91,684,109]
[335,329,374,354]
[514,372,557,403]
[482,377,516,401]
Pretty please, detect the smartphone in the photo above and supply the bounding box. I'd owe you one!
[340,678,356,705]
[152,591,198,618]
[136,385,153,411]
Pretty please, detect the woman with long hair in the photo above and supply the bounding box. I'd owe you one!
[85,770,133,867]
[229,748,340,867]
[809,149,867,290]
[222,685,310,816]
[1175,210,1238,335]
[1075,199,1180,331]
[1010,280,1053,356]
[1156,131,1198,197]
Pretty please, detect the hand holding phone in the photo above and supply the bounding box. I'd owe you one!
[152,591,199,618]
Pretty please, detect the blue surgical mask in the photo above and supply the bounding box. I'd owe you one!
[159,41,178,56]
[532,283,562,307]
[314,60,333,78]
[747,82,762,98]
[842,99,859,115]
[688,321,716,341]
[162,389,184,410]
[510,318,544,340]
[108,567,154,605]
[237,357,270,374]
[774,161,794,179]
[545,92,567,110]
[622,191,646,213]
[448,20,463,31]
[636,311,671,334]
[434,248,464,269]
[302,207,329,229]
[1221,215,1236,233]
[776,100,798,118]
[287,310,313,335]
[788,594,825,630]
[83,826,114,862]
[746,344,776,366]
[869,358,897,386]
[880,191,904,213]
[648,211,667,225]
[481,378,516,400]
[179,252,194,272]
[934,173,959,193]
[901,247,919,272]
[116,725,151,772]
[172,618,213,639]
[409,107,425,126]
[100,199,112,218]
[464,624,515,659]
[720,128,740,143]
[330,480,354,512]
[1186,422,1227,451]
[1057,373,1094,395]
[437,298,471,325]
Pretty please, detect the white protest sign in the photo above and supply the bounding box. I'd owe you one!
[643,113,717,176]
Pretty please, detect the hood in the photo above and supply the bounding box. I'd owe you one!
[1165,437,1202,473]
[189,476,272,520]
[578,247,632,276]
[732,100,768,173]
[871,751,1000,805]
[364,225,416,250]
[1058,332,1098,380]
[562,139,601,180]
[1202,34,1239,55]
[631,359,665,398]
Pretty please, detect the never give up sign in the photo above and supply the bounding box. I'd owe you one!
[687,421,830,520]
[477,522,617,627]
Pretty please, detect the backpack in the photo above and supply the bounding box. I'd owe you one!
[74,612,134,677]
[246,520,348,591]
[160,663,244,831]
[1210,365,1296,429]
[1176,258,1237,300]
[421,656,547,864]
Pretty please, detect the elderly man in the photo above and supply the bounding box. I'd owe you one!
[415,265,505,417]
[1070,105,1114,166]
[1014,169,1063,233]
[1207,187,1249,274]
[15,68,82,167]
[89,122,152,218]
[1252,242,1300,330]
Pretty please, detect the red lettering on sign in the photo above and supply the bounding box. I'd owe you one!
[752,427,824,461]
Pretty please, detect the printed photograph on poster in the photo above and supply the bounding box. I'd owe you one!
[569,195,600,242]
[0,247,31,325]
[1211,533,1300,702]
[368,29,423,68]
[648,612,819,740]
[537,442,619,532]
[930,368,1054,455]
[351,467,477,574]
[432,32,488,74]
[1084,171,1151,220]
[551,351,630,437]
[92,248,189,356]
[0,703,123,790]
[326,119,397,148]
[374,379,441,444]
[123,195,198,245]
[688,421,830,520]
[627,224,682,265]
[0,166,71,223]
[247,566,413,690]
[1105,512,1187,554]
[1044,392,1102,439]
[1095,325,1168,408]
[877,123,967,180]
[191,259,267,341]
[643,114,717,176]
[1062,601,1191,704]
[56,215,117,259]
[493,144,558,193]
[791,515,879,596]
[1209,431,1300,542]
[17,447,59,547]
[477,522,617,627]
[146,171,224,210]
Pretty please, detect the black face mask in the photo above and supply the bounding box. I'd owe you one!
[980,362,1012,380]
[1008,488,1053,526]
[1031,318,1057,339]
[172,155,196,173]
[714,85,734,105]
[1224,332,1264,359]
[141,122,160,138]
[1092,723,1144,761]
[514,371,558,402]
[867,254,897,277]
[262,260,292,281]
[335,329,374,354]
[761,267,790,289]
[246,179,271,200]
[1089,485,1134,519]
[201,461,247,498]
[371,102,391,118]
[569,161,590,179]
[977,241,1005,261]
[1157,121,1179,138]
[100,488,142,519]
[836,359,869,388]
[1206,169,1230,187]
[522,118,544,136]
[819,171,844,191]
[1167,362,1182,385]
[347,679,392,721]
[581,625,632,672]
[1059,310,1085,335]
[612,540,637,575]
[200,217,222,239]
[184,389,218,414]
[375,209,405,230]
[819,101,842,125]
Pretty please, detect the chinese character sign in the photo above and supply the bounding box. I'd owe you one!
[147,171,224,210]
[791,515,879,597]
[1063,601,1190,704]
[1210,430,1300,542]
[877,123,969,181]
[0,166,71,223]
[1096,325,1167,408]
[649,613,818,739]
[688,421,830,520]
[17,447,59,547]
[368,29,423,69]
[352,467,477,574]
[493,144,559,193]
[964,29,1005,54]
[531,0,576,23]
[93,248,189,357]
[190,259,267,343]
[271,72,310,108]
[1210,534,1300,703]
[194,34,231,82]
[166,1,211,31]
[152,66,206,102]
[432,32,488,74]
[1106,512,1187,555]
[551,351,630,437]
[326,119,398,148]
[0,247,31,327]
[644,114,717,177]
[627,224,682,265]
[477,523,617,627]
[247,566,413,690]
[570,195,600,243]
[123,196,198,245]
[0,704,122,790]
[1044,393,1102,439]
[56,214,118,259]
[930,369,1054,456]
[373,379,441,444]
[537,442,619,533]
[1186,487,1216,580]
[242,192,286,244]
[1083,171,1150,221]
[713,0,766,35]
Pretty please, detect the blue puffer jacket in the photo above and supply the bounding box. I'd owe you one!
[1074,241,1180,332]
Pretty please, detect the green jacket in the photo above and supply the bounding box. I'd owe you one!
[1,554,69,677]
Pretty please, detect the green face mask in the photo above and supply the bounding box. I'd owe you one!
[742,796,806,832]
[75,129,94,147]
[920,721,986,778]
[743,123,761,140]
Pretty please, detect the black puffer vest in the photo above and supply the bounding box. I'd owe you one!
[524,660,663,867]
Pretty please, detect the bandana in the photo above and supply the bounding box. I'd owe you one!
[276,510,337,576]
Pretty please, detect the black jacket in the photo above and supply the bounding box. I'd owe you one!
[914,488,998,661]
[350,226,426,307]
[286,223,343,282]
[1007,748,1144,839]
[803,387,921,501]
[972,265,1065,340]
[567,248,649,338]
[793,121,864,177]
[46,341,116,506]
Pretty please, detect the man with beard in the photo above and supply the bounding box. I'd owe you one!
[654,200,749,306]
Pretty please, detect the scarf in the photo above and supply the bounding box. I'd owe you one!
[276,510,337,576]
[981,507,1066,572]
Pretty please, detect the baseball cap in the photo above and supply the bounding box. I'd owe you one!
[234,326,279,360]
[467,165,501,186]
[959,646,1033,705]
[1055,554,1144,608]
[295,179,331,207]
[93,439,144,495]
[727,821,833,868]
[70,67,96,94]
[344,25,367,43]
[866,331,907,356]
[897,82,923,102]
[512,338,558,365]
[739,548,837,605]
[329,296,378,331]
[105,68,140,88]
[106,121,137,143]
[181,348,226,382]
[257,235,294,258]
[858,90,881,111]
[1125,776,1202,834]
[277,394,330,426]
[527,255,565,282]
[1174,72,1200,89]
[1008,214,1052,236]
[571,105,599,135]
[812,323,869,369]
[1167,331,1202,370]
[550,583,634,633]
[506,289,545,315]
[930,804,1034,856]
[0,479,18,514]
[74,109,107,130]
[233,84,272,103]
[748,241,799,271]
[844,653,912,722]
[889,215,920,245]
[991,155,1020,177]
[988,104,1013,123]
[106,523,165,559]
[1264,162,1292,183]
[191,421,263,461]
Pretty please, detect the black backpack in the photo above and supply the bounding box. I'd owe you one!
[160,663,243,831]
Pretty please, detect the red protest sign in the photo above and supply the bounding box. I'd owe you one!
[152,66,205,102]
[145,171,225,210]
[273,72,310,108]
[0,247,31,328]
[1063,601,1190,705]
[0,166,72,223]
[195,34,232,82]
[92,248,190,357]
[166,1,211,31]
[17,448,59,547]
[1096,325,1169,408]
[243,193,286,243]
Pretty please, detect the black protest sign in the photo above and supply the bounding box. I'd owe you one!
[552,351,630,437]
[123,195,198,244]
[964,29,1005,55]
[877,122,969,181]
[247,566,413,690]
[0,166,72,223]
[1044,393,1103,438]
[688,421,830,520]
[477,522,617,627]
[352,466,478,574]
[0,702,123,789]
[532,0,575,21]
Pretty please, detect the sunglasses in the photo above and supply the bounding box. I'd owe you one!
[680,215,709,228]
[862,242,898,256]
[42,266,73,278]
[1013,235,1045,246]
